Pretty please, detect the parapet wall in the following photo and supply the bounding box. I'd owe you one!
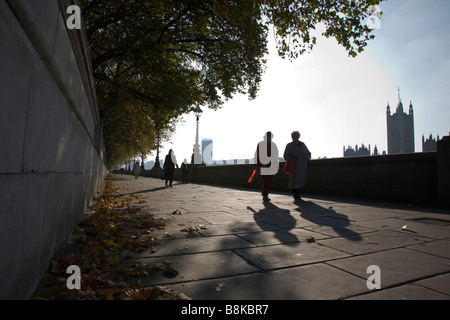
[0,0,107,299]
[170,145,449,207]
[302,152,437,204]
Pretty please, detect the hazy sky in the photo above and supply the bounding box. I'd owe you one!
[154,0,450,164]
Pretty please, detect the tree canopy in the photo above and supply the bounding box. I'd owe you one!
[81,0,385,168]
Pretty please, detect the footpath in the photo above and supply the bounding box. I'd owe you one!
[35,173,450,301]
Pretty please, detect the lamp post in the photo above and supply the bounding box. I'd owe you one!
[193,107,203,165]
[154,134,161,169]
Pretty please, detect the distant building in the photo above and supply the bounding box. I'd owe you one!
[422,134,440,152]
[343,144,382,157]
[343,144,372,157]
[373,145,380,156]
[386,88,415,154]
[209,158,253,166]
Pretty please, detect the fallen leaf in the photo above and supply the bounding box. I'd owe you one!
[164,267,179,276]
[180,224,208,236]
[35,175,193,300]
[154,263,166,270]
[107,257,121,266]
[162,260,172,267]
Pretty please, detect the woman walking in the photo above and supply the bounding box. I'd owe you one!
[283,131,311,201]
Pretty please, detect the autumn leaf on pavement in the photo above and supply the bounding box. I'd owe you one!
[35,175,189,300]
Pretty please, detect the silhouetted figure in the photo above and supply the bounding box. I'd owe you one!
[181,158,189,183]
[164,149,178,187]
[283,131,311,201]
[133,161,141,179]
[254,131,279,202]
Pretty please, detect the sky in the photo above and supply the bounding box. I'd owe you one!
[153,0,450,165]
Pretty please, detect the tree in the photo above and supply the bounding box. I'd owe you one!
[81,0,384,167]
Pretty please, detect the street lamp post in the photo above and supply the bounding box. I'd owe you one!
[193,107,203,165]
[154,134,161,169]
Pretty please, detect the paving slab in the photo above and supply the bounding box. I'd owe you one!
[355,217,415,231]
[166,212,232,227]
[127,234,255,258]
[318,229,434,255]
[348,283,450,300]
[408,213,450,225]
[196,212,258,224]
[356,219,450,240]
[407,239,450,259]
[297,203,402,222]
[302,224,375,238]
[167,263,368,300]
[235,242,350,270]
[133,251,261,286]
[86,174,450,300]
[198,221,279,236]
[327,248,450,289]
[237,228,329,246]
[414,272,450,296]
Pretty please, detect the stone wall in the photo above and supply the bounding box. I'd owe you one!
[170,146,448,207]
[303,152,437,204]
[437,136,450,207]
[0,0,107,299]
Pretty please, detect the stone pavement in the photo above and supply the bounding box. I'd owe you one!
[99,174,450,300]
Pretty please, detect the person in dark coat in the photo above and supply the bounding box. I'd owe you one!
[254,131,279,202]
[164,149,178,187]
[181,159,189,183]
[133,161,141,179]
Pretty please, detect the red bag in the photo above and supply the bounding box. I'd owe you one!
[283,159,295,175]
[248,167,260,183]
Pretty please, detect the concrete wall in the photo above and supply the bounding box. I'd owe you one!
[170,147,447,207]
[303,152,437,204]
[0,0,107,299]
[437,136,450,207]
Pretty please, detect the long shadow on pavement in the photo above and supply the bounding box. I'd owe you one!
[247,202,300,245]
[120,186,170,196]
[294,200,362,241]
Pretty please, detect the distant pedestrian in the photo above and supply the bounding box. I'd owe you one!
[283,131,311,201]
[254,131,279,202]
[133,161,141,179]
[164,149,178,187]
[181,159,189,183]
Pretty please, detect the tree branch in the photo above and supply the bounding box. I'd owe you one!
[92,51,127,70]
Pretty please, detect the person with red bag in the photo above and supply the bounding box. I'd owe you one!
[250,131,279,202]
[283,131,311,201]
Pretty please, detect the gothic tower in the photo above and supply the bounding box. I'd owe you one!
[386,88,415,154]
